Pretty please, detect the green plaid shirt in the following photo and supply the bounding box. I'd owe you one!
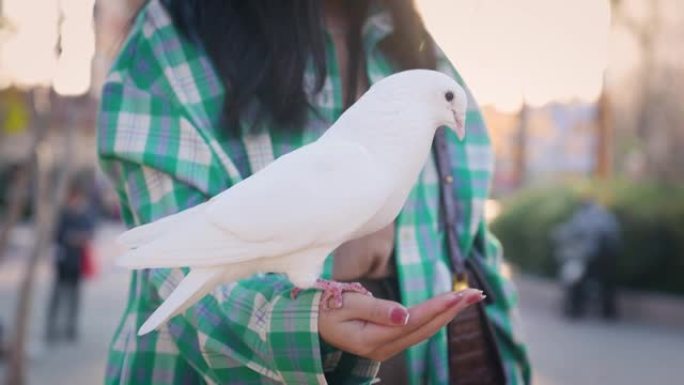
[98,1,530,384]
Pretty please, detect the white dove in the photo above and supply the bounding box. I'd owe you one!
[117,69,468,335]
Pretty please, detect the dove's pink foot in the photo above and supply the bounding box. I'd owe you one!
[290,279,371,309]
[290,287,303,300]
[317,279,372,309]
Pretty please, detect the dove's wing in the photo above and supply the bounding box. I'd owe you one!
[117,139,391,269]
[117,201,206,248]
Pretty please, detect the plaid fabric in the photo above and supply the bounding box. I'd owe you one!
[98,1,531,384]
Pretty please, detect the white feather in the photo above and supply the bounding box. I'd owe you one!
[117,202,206,248]
[138,267,223,335]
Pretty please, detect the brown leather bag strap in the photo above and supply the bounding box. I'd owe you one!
[433,128,498,303]
[433,128,468,282]
[433,128,508,385]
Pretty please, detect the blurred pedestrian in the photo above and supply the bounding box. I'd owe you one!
[0,319,5,359]
[552,196,620,319]
[45,182,95,343]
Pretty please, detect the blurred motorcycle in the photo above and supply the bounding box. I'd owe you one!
[551,199,620,319]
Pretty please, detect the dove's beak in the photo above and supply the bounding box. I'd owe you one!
[448,109,466,141]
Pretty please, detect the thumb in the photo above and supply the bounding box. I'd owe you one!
[341,293,410,326]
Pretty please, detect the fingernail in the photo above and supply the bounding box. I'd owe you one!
[466,292,485,305]
[446,289,482,308]
[445,292,466,307]
[390,307,410,325]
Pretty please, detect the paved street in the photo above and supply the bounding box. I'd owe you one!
[1,223,683,384]
[0,223,129,385]
[517,278,684,385]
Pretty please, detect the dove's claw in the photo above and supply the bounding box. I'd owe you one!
[314,279,372,310]
[290,279,371,308]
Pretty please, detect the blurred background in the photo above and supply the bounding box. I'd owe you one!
[0,0,682,384]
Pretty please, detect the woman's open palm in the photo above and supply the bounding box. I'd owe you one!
[319,288,485,361]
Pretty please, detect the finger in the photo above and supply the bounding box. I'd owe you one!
[378,291,485,358]
[402,288,483,332]
[360,288,484,346]
[334,292,411,326]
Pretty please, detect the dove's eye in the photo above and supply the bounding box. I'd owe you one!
[445,91,454,102]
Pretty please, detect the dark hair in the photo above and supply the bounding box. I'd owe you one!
[159,0,436,133]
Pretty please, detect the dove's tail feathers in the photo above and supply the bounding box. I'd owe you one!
[138,267,223,336]
[117,202,207,248]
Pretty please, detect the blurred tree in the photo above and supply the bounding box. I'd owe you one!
[4,90,74,385]
[513,102,529,187]
[1,0,95,383]
[0,142,34,266]
[0,90,34,265]
[594,80,613,180]
[610,0,684,182]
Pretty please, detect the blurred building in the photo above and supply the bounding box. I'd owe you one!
[3,0,683,188]
[485,104,598,195]
[0,0,143,178]
[478,0,684,194]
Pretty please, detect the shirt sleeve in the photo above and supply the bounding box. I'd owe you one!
[98,79,379,384]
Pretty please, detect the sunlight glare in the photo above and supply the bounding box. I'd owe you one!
[53,0,96,96]
[0,0,95,95]
[0,0,59,89]
[417,0,611,111]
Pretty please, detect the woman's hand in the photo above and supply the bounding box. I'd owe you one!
[318,288,485,361]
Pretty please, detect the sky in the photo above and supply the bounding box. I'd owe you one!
[0,0,611,109]
[0,0,95,95]
[417,0,612,112]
